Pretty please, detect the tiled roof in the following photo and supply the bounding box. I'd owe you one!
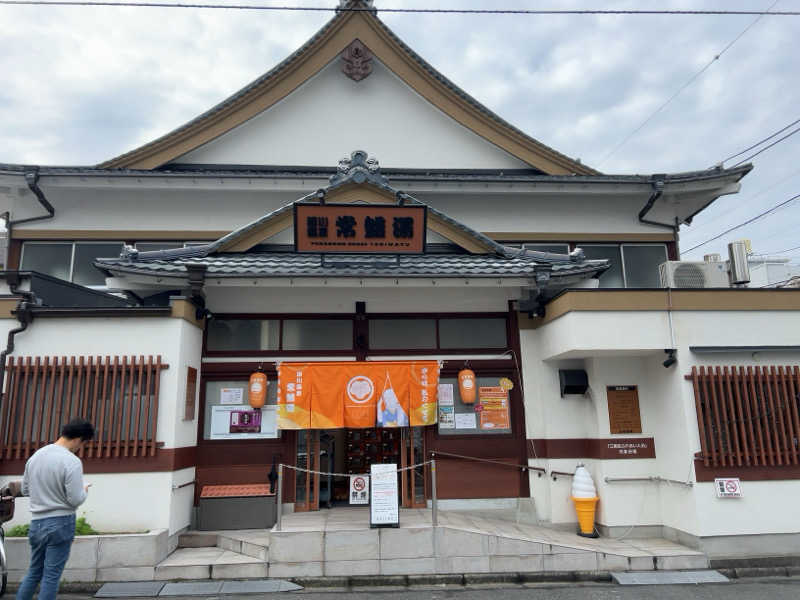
[96,251,608,281]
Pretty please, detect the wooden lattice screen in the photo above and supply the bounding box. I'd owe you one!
[0,355,168,461]
[687,366,800,468]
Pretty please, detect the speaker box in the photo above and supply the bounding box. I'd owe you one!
[559,369,589,397]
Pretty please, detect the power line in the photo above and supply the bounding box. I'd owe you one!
[752,244,800,256]
[1,1,800,15]
[680,165,800,235]
[720,117,800,164]
[731,125,800,167]
[683,192,800,255]
[596,0,780,167]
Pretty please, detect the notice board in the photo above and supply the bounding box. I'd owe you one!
[607,386,642,434]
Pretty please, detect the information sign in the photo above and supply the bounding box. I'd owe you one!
[370,463,399,527]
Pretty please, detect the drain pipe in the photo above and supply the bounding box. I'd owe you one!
[638,176,676,232]
[10,168,55,227]
[0,273,36,415]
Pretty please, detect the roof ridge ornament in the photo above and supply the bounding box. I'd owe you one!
[330,150,390,188]
[337,0,376,13]
[341,39,373,82]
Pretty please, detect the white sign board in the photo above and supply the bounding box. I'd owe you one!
[370,463,399,527]
[714,478,743,498]
[349,474,370,505]
[220,387,244,405]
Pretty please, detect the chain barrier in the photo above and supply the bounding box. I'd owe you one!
[280,460,432,479]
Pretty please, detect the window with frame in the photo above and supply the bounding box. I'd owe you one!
[20,241,124,286]
[581,243,667,288]
[206,318,354,353]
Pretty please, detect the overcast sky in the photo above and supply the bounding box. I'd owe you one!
[0,0,798,268]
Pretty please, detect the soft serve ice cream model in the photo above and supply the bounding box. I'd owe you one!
[571,465,599,538]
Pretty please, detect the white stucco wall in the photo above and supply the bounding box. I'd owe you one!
[0,316,203,449]
[521,304,800,542]
[176,58,530,170]
[0,468,194,534]
[205,285,519,314]
[5,183,664,241]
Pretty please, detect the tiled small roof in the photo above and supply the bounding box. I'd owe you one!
[96,250,608,281]
[200,484,274,498]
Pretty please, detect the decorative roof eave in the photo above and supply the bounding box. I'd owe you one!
[96,256,609,286]
[98,2,595,175]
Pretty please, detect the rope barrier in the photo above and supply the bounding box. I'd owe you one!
[429,450,532,471]
[281,460,432,479]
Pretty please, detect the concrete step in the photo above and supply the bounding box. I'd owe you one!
[155,547,267,581]
[178,533,218,548]
[177,530,270,561]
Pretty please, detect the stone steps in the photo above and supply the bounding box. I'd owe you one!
[156,547,267,581]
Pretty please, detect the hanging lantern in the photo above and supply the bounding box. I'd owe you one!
[458,368,476,404]
[249,371,268,409]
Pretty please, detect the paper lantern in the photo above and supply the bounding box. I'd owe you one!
[249,371,268,409]
[458,369,476,404]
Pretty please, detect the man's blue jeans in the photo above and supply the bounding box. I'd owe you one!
[16,514,75,600]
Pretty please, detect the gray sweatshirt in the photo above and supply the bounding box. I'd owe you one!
[22,444,87,520]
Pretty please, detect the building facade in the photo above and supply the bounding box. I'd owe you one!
[1,0,798,559]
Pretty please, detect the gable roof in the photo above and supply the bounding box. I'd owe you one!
[95,150,608,284]
[100,1,596,175]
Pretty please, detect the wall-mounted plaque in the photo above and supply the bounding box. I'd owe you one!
[295,203,426,253]
[607,385,642,434]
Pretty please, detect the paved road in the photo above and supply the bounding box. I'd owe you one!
[54,577,800,600]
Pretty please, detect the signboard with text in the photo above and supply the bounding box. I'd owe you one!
[295,204,426,253]
[607,386,643,434]
[349,474,370,505]
[369,463,399,527]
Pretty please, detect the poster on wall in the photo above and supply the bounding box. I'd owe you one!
[437,383,455,429]
[478,386,510,430]
[369,463,399,527]
[209,405,278,440]
[220,388,244,405]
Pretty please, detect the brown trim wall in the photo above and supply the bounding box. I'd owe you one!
[486,232,676,243]
[519,289,800,329]
[13,230,227,241]
[527,437,656,460]
[0,446,197,475]
[694,459,800,482]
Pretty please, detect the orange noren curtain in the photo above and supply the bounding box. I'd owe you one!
[277,361,439,429]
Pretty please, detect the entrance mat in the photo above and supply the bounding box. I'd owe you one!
[221,580,303,593]
[612,570,729,585]
[160,582,224,596]
[95,582,166,597]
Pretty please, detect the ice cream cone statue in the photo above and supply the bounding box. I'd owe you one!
[571,465,599,538]
[377,372,409,427]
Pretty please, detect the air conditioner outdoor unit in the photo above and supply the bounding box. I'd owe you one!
[659,261,730,288]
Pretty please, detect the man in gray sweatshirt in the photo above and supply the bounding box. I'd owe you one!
[16,418,94,600]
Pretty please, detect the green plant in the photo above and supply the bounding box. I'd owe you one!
[4,516,97,537]
[6,523,29,537]
[74,516,97,536]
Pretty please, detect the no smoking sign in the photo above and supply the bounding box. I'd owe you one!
[714,478,743,498]
[350,474,370,505]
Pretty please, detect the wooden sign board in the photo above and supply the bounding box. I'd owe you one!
[295,204,426,253]
[607,385,642,434]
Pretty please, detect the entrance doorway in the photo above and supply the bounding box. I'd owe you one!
[294,427,426,511]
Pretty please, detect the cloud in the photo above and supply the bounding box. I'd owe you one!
[0,0,797,262]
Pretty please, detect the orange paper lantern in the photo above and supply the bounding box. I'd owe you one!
[458,369,477,404]
[249,371,268,409]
